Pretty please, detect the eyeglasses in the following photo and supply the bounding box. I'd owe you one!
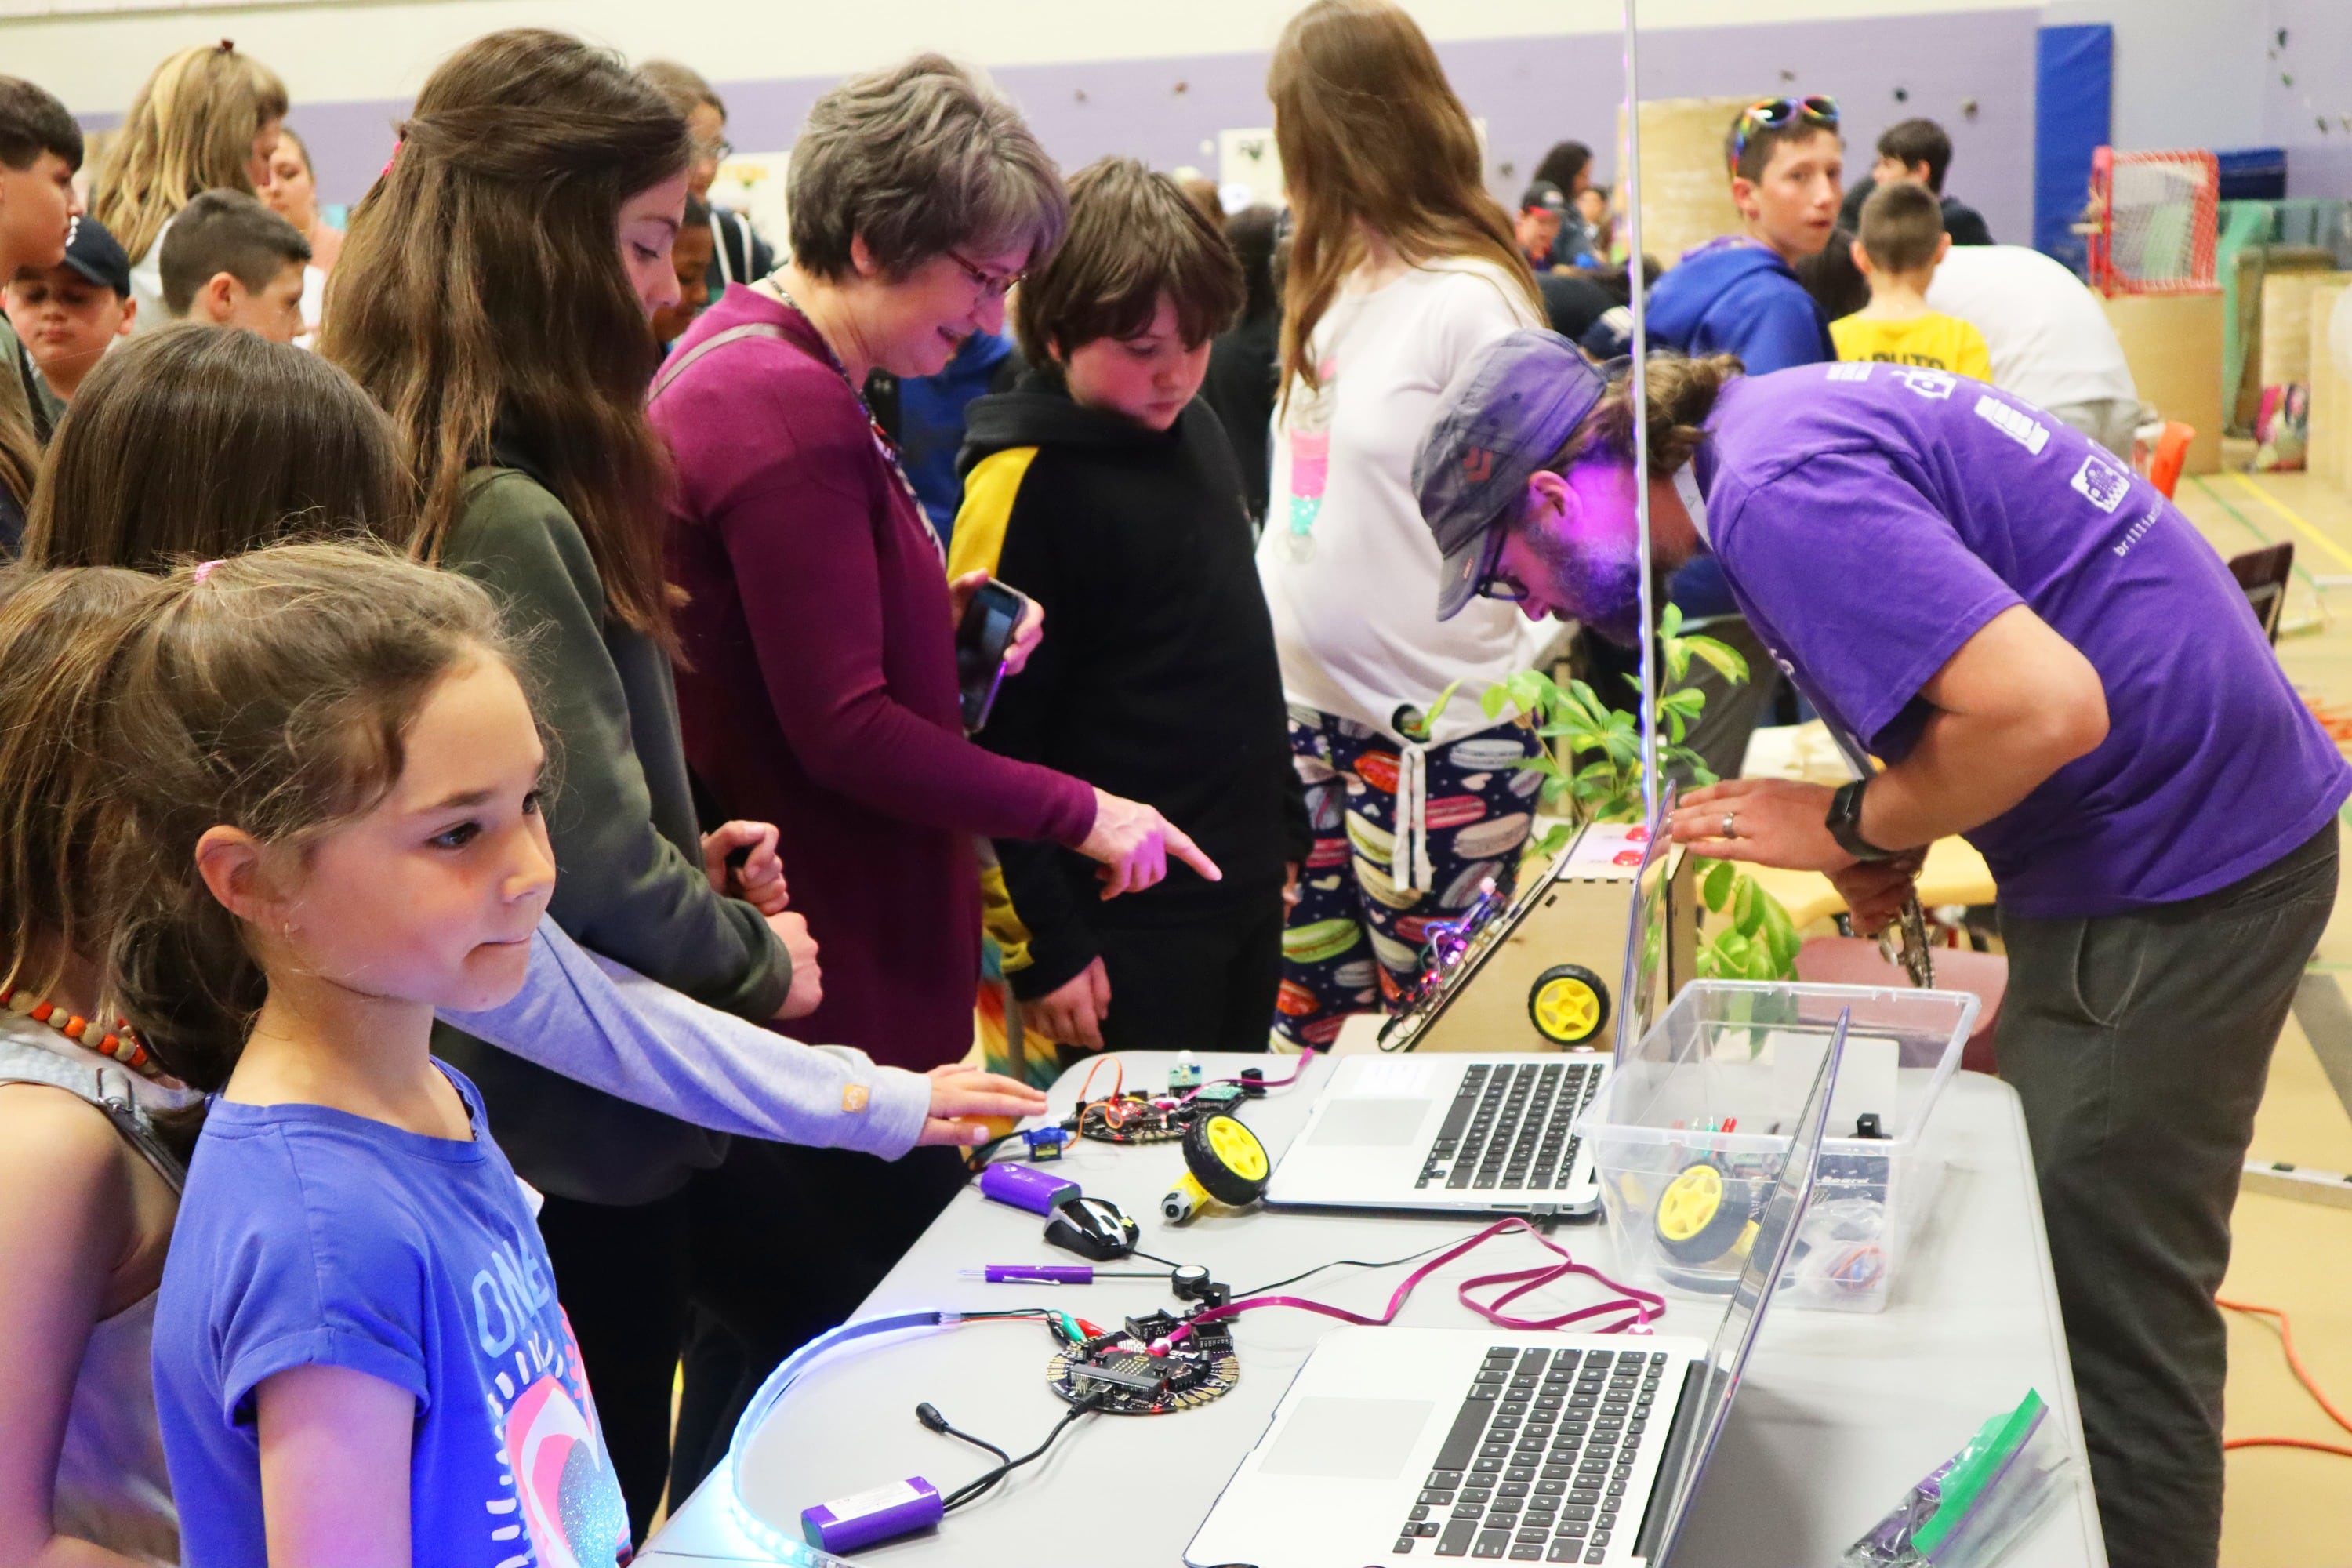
[1479,566,1534,604]
[696,136,735,165]
[1471,531,1533,604]
[1728,95,1839,175]
[946,250,1024,301]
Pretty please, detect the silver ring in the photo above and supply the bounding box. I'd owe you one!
[1722,812,1737,840]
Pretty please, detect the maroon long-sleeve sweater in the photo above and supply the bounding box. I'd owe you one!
[654,287,1098,1069]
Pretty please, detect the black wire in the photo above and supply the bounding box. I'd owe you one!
[939,1397,1100,1512]
[1231,1239,1462,1300]
[1131,1247,1188,1270]
[927,1417,1011,1469]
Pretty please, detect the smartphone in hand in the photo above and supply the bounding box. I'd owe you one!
[955,579,1030,731]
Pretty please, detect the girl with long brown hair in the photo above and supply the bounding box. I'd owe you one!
[1256,0,1555,1048]
[89,41,286,332]
[0,566,187,1568]
[321,27,815,1530]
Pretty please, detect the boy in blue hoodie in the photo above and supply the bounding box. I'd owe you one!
[1586,96,1846,775]
[1632,96,1844,372]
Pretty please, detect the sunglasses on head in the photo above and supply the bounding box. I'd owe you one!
[1729,95,1839,175]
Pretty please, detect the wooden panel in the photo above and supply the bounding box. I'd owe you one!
[2260,270,2352,392]
[2101,291,2227,476]
[1413,851,1696,1055]
[2310,283,2352,493]
[1617,96,1750,273]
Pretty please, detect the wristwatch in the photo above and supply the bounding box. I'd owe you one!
[1824,779,1896,863]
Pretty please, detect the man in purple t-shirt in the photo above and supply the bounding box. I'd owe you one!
[1412,332,2347,1568]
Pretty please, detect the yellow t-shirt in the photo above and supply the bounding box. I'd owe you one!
[1830,310,1993,382]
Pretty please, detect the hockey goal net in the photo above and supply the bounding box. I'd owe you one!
[2087,146,2220,296]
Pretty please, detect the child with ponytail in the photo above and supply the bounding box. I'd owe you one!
[118,544,633,1566]
[0,566,185,1568]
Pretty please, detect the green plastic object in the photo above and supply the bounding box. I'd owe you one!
[1911,1389,2049,1555]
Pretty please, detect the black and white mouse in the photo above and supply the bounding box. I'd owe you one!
[1043,1195,1139,1261]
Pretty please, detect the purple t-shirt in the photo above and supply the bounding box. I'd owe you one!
[1698,361,2349,918]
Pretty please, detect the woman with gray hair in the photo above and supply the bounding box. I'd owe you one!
[648,54,1217,1495]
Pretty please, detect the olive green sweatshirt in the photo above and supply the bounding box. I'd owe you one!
[430,463,793,1204]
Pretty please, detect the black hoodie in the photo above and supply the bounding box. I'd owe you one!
[952,372,1308,1000]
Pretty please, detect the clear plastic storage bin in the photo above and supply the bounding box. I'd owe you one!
[1581,980,1978,1313]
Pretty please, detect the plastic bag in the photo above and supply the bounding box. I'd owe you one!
[1838,1389,2071,1566]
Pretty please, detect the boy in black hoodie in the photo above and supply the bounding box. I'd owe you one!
[950,157,1305,1055]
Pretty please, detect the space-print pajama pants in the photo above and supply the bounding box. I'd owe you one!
[1272,707,1544,1047]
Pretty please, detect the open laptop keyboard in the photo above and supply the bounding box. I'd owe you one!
[1418,1062,1605,1192]
[1394,1346,1665,1561]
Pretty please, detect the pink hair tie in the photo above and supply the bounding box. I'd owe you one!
[191,559,225,584]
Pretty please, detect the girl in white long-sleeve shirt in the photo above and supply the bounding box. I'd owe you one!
[1259,0,1556,1047]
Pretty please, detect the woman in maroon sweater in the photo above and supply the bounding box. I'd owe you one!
[648,53,1214,1497]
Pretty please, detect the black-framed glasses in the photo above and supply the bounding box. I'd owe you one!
[1479,567,1534,604]
[1470,530,1532,604]
[946,250,1023,300]
[1728,95,1838,174]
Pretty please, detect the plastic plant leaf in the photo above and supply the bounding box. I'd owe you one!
[1733,875,1763,937]
[1425,678,1462,734]
[1700,858,1736,913]
[1682,633,1751,685]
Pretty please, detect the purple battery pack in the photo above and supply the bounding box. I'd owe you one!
[979,1161,1080,1216]
[801,1475,943,1553]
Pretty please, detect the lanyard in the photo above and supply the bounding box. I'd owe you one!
[753,278,938,558]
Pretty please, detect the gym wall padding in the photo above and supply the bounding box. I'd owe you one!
[2035,23,2113,272]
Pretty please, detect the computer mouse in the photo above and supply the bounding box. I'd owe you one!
[1043,1196,1140,1261]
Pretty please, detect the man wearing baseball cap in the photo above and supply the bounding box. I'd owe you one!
[5,212,135,407]
[1414,328,2348,1568]
[1514,180,1569,273]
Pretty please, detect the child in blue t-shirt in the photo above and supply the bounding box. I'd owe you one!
[123,545,632,1567]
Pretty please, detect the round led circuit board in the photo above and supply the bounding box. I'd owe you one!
[1045,1346,1240,1415]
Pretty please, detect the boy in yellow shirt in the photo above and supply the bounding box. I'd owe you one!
[1830,179,1991,379]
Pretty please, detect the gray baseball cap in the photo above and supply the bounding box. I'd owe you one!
[1414,328,1608,620]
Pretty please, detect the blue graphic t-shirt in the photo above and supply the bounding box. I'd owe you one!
[154,1062,630,1566]
[1698,361,2352,918]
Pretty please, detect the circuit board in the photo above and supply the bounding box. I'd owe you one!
[1044,1310,1240,1415]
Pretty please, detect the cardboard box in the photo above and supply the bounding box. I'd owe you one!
[1617,96,1750,272]
[2310,282,2351,492]
[2101,291,2226,474]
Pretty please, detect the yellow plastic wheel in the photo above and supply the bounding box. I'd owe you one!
[1528,964,1610,1045]
[1654,1160,1751,1264]
[1185,1113,1272,1206]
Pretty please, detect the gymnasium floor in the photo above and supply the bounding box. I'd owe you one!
[2172,467,2352,1568]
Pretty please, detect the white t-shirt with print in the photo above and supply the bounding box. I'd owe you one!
[1260,259,1551,745]
[1925,245,2139,412]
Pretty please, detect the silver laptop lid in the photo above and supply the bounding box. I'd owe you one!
[1610,779,1677,1058]
[1641,1006,1850,1566]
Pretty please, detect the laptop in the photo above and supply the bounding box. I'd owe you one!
[1185,1009,1848,1568]
[1264,791,1676,1218]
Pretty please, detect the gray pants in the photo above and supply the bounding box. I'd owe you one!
[1997,823,2337,1568]
[2046,397,2144,460]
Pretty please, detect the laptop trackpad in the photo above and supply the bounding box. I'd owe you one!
[1259,1397,1433,1479]
[1306,1098,1432,1148]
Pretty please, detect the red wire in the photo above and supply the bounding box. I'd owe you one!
[2218,1297,2352,1460]
[1174,1218,1664,1343]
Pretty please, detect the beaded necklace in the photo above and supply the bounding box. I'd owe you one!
[1,983,164,1079]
